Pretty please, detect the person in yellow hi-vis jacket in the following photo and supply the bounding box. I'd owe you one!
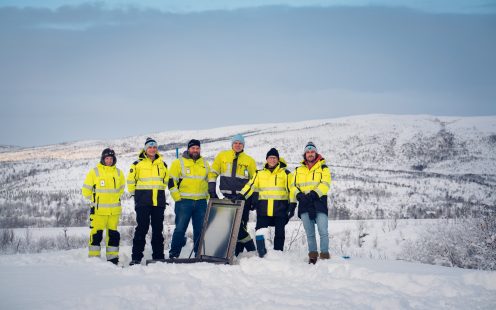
[127,137,170,265]
[82,148,125,265]
[240,148,296,257]
[290,141,331,264]
[168,139,210,259]
[208,134,258,256]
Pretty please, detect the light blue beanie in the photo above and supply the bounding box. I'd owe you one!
[231,134,245,145]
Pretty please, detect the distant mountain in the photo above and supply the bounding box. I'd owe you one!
[1,114,495,227]
[0,145,21,153]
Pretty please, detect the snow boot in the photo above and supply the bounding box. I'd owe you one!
[319,252,330,260]
[308,251,318,264]
[245,239,256,252]
[235,242,245,256]
[129,259,141,266]
[108,257,119,265]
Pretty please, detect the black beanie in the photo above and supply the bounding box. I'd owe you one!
[188,139,201,149]
[266,148,279,159]
[100,148,116,166]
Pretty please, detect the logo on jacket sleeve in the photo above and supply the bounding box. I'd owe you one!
[100,180,105,187]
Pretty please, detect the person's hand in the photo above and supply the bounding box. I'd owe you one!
[296,192,306,202]
[230,193,245,203]
[307,190,319,201]
[288,203,296,219]
[208,182,218,198]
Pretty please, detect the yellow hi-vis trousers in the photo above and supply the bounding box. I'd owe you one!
[88,213,120,261]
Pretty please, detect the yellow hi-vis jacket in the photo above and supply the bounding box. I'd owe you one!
[290,156,331,216]
[208,149,257,196]
[290,157,331,198]
[240,159,295,217]
[127,150,169,207]
[169,151,210,201]
[82,163,125,215]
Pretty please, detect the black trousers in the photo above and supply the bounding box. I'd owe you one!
[255,215,286,251]
[132,205,165,261]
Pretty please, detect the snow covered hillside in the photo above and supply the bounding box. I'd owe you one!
[1,247,495,310]
[0,114,495,227]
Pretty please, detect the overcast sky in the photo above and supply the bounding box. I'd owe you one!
[1,1,495,147]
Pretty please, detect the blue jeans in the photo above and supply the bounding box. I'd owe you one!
[301,212,329,253]
[169,199,207,258]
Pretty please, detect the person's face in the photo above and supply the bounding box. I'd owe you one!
[232,141,244,153]
[189,145,201,159]
[104,156,114,166]
[305,150,317,162]
[266,156,279,168]
[146,145,157,158]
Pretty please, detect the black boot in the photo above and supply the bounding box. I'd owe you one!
[235,242,245,256]
[308,251,318,265]
[129,259,141,266]
[108,257,119,265]
[245,239,256,252]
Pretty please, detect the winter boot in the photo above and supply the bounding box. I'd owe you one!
[245,239,256,252]
[108,257,119,265]
[129,259,141,266]
[235,242,245,256]
[319,252,331,260]
[308,251,318,264]
[255,235,267,258]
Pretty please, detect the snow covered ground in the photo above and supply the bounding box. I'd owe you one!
[1,219,496,309]
[1,247,495,310]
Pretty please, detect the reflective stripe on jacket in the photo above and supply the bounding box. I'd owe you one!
[127,150,169,207]
[290,157,331,216]
[241,159,294,217]
[208,149,257,195]
[169,151,210,201]
[82,163,125,215]
[290,157,331,198]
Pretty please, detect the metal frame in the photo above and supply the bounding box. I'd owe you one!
[160,198,244,265]
[196,198,244,264]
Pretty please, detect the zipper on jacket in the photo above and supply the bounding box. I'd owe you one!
[312,171,315,180]
[275,175,277,185]
[113,177,116,188]
[157,166,160,175]
[96,197,99,210]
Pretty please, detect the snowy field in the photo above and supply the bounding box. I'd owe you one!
[1,247,495,310]
[1,219,496,309]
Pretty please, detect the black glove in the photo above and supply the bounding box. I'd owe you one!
[250,193,259,210]
[286,203,297,224]
[230,193,245,202]
[296,192,307,203]
[307,190,319,202]
[208,182,218,198]
[288,203,296,219]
